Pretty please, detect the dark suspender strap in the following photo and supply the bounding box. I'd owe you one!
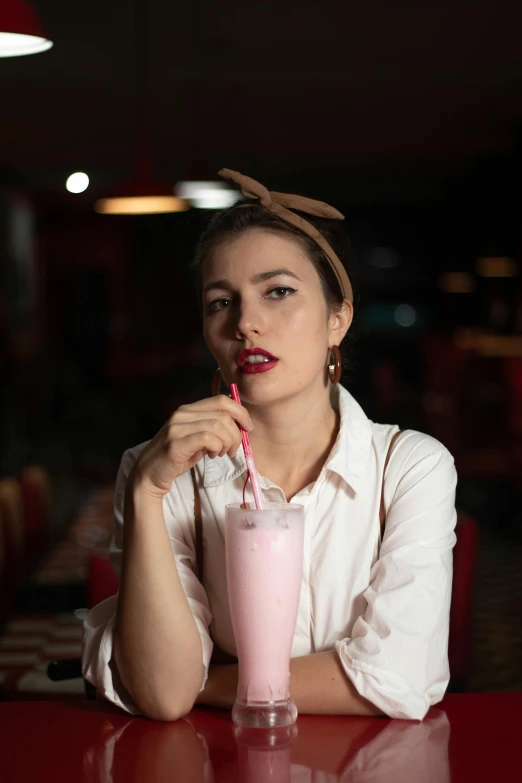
[190,469,236,664]
[379,430,403,536]
[190,467,204,580]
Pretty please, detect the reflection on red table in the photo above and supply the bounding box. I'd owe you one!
[0,693,520,782]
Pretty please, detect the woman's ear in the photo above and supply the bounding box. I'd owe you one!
[329,300,353,345]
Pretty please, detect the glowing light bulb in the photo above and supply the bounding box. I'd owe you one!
[66,172,89,194]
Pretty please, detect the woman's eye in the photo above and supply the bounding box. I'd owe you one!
[207,298,231,313]
[206,287,296,312]
[266,286,297,300]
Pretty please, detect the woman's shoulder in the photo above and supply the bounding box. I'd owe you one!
[392,428,454,465]
[366,423,456,494]
[369,421,454,462]
[375,427,456,497]
[377,428,458,545]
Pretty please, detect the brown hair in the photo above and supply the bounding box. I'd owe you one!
[191,202,358,380]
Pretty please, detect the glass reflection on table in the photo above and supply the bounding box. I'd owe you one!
[83,707,449,783]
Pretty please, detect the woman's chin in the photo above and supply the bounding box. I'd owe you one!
[232,372,284,402]
[233,371,315,406]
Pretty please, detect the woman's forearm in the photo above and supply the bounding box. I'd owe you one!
[113,480,204,721]
[290,650,384,716]
[196,650,383,716]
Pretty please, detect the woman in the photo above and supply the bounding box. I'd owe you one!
[82,169,457,722]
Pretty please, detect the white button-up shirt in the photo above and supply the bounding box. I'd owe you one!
[82,385,457,720]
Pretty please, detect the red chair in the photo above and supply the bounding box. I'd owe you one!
[0,503,14,621]
[19,465,51,564]
[46,553,119,692]
[87,553,119,609]
[449,513,479,691]
[0,478,26,589]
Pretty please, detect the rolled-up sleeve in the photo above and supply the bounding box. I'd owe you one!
[82,445,214,714]
[336,434,457,720]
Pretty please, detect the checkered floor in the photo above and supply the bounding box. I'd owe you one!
[0,613,86,698]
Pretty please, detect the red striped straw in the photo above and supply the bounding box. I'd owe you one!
[230,384,264,510]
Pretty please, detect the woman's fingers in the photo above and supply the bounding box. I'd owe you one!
[169,401,248,458]
[176,431,228,462]
[131,394,253,497]
[174,395,253,432]
[169,410,242,441]
[168,418,241,458]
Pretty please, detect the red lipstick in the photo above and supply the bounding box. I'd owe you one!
[237,347,279,375]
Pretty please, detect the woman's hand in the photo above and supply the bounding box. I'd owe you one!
[129,394,253,500]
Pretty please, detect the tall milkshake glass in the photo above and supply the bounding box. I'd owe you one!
[225,501,305,728]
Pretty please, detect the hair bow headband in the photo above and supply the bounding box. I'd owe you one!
[218,168,353,303]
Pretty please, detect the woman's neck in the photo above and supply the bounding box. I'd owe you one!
[246,381,340,499]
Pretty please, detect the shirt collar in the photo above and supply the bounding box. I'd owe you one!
[202,384,372,495]
[324,384,373,494]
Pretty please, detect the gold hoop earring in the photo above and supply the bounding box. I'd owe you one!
[328,345,342,385]
[211,367,223,397]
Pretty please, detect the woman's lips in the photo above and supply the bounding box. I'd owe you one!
[239,359,279,375]
[236,347,278,374]
[237,347,277,366]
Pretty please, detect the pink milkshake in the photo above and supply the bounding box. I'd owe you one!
[225,502,304,728]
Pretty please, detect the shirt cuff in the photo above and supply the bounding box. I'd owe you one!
[82,599,140,715]
[192,613,214,692]
[335,639,440,721]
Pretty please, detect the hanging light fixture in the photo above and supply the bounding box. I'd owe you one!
[0,0,53,57]
[95,0,187,215]
[95,159,187,214]
[175,181,241,209]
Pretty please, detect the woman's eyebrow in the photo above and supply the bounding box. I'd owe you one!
[250,268,302,284]
[203,268,301,294]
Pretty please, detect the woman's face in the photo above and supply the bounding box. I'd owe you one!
[202,228,351,406]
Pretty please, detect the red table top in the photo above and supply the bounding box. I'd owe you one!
[0,693,520,782]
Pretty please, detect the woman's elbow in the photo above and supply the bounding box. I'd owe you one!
[137,668,205,722]
[140,697,195,722]
[136,676,203,721]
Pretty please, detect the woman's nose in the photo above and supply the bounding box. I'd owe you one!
[234,298,266,340]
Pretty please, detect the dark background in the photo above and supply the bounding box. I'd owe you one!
[1,0,521,693]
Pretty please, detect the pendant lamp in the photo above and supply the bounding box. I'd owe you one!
[95,159,188,215]
[95,0,187,216]
[0,0,53,57]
